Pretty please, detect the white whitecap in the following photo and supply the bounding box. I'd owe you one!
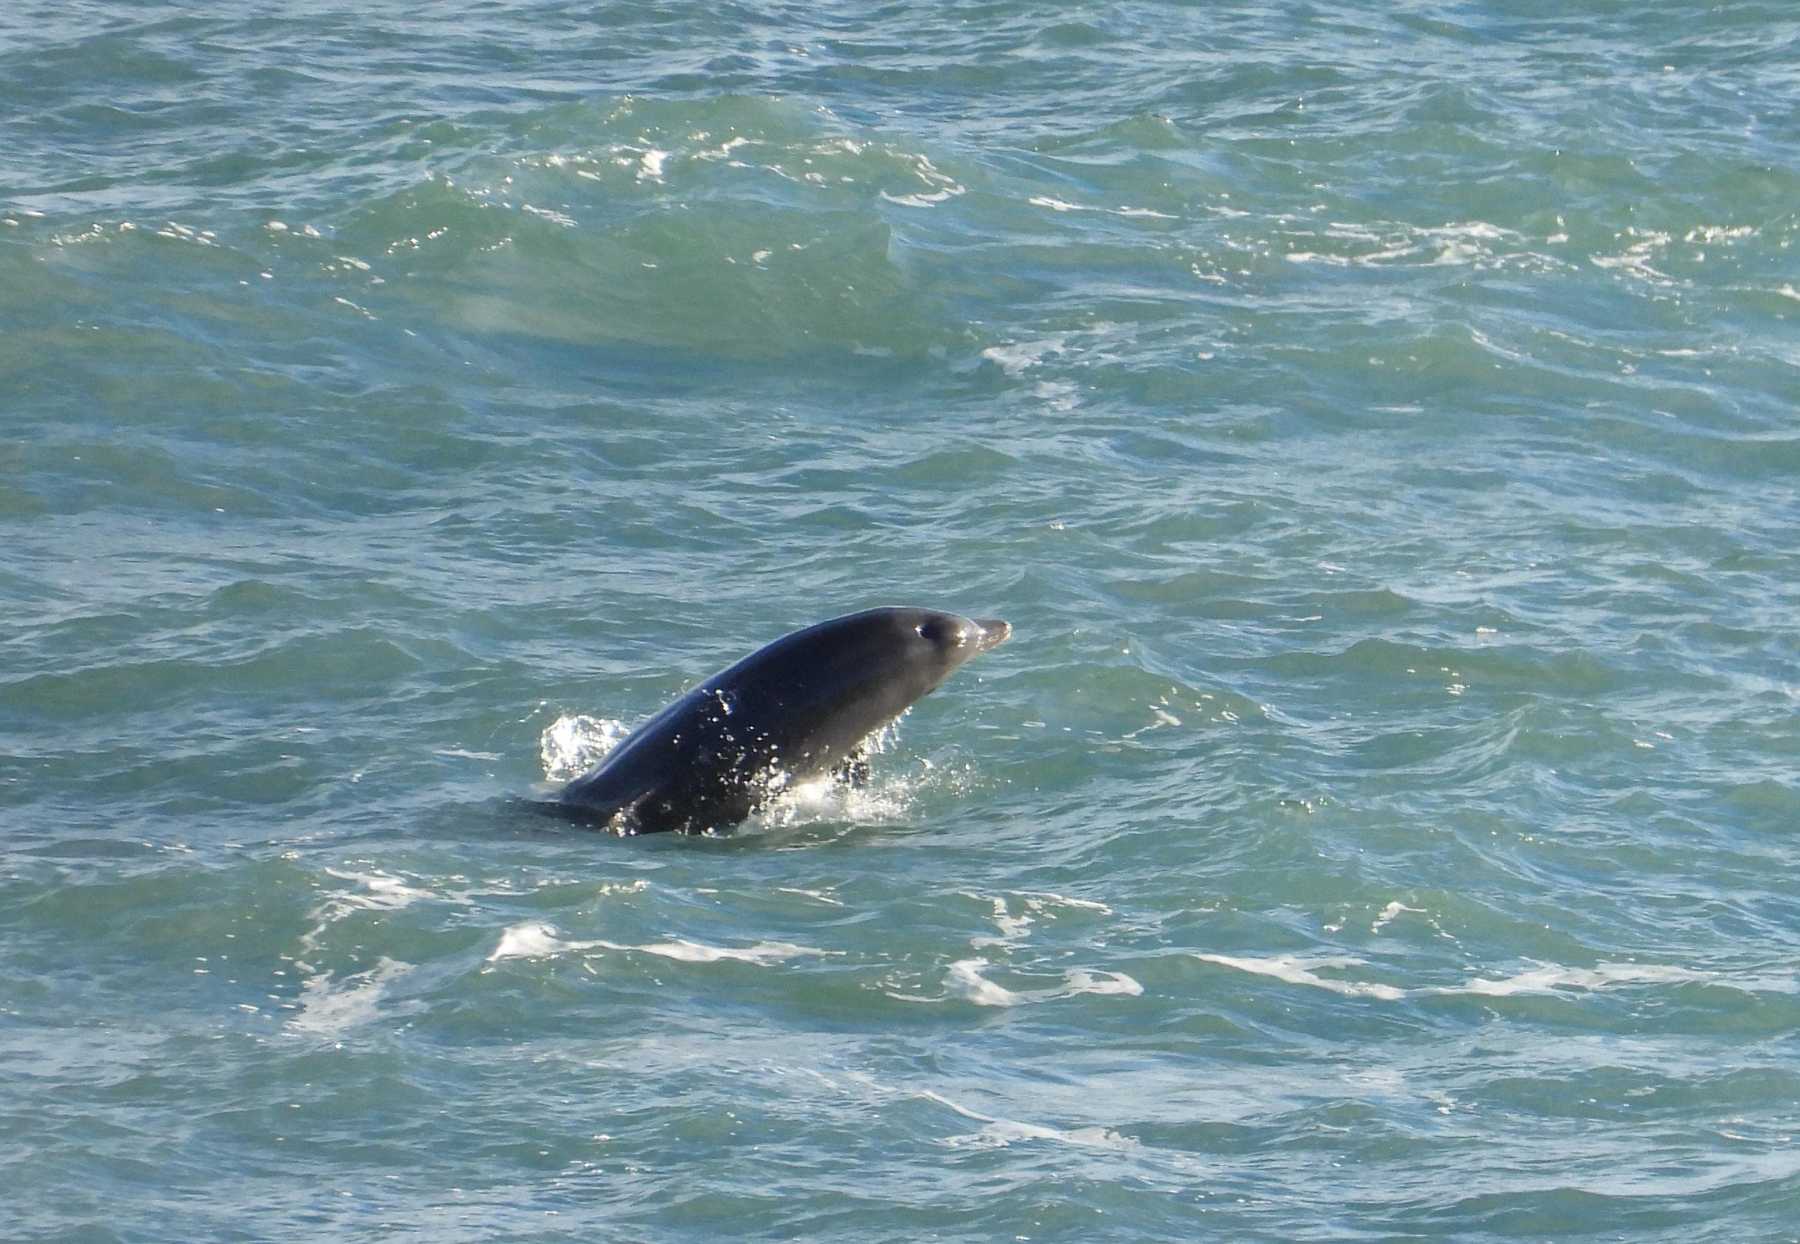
[1197,951,1788,1003]
[1064,969,1144,997]
[985,896,1033,943]
[944,958,1142,1007]
[880,186,964,207]
[489,923,821,967]
[488,921,595,962]
[947,958,1023,1006]
[1436,961,1709,997]
[1195,952,1406,1001]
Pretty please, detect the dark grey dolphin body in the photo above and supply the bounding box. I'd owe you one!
[543,607,1010,834]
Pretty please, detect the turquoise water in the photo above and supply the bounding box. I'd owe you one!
[5,1,1800,1238]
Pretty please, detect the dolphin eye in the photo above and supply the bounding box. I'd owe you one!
[916,619,965,647]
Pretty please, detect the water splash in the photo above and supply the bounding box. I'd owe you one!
[539,713,632,782]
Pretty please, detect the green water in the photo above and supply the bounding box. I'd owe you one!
[4,2,1799,1239]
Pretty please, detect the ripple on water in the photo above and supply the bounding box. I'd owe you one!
[6,4,1800,1240]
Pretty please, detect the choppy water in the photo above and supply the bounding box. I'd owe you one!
[5,2,1800,1239]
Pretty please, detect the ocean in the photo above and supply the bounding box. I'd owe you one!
[4,2,1799,1239]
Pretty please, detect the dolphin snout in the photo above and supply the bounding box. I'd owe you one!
[971,618,1011,653]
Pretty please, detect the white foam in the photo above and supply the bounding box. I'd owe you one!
[981,335,1066,376]
[1025,193,1173,220]
[489,921,594,961]
[1195,953,1406,1001]
[947,958,1023,1006]
[1370,901,1422,934]
[487,922,822,966]
[1198,951,1793,1002]
[886,153,966,206]
[1018,891,1112,914]
[921,1089,1139,1151]
[775,886,843,906]
[521,203,577,227]
[1442,962,1708,997]
[1423,220,1515,242]
[1684,224,1755,243]
[289,958,414,1035]
[1064,969,1145,997]
[1590,229,1675,282]
[987,897,1033,942]
[297,868,446,971]
[943,958,1143,1007]
[321,868,437,910]
[1031,379,1080,412]
[630,938,820,965]
[694,135,751,161]
[880,187,964,207]
[969,890,1114,948]
[1124,705,1182,738]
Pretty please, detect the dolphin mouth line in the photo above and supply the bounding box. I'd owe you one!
[971,618,1012,654]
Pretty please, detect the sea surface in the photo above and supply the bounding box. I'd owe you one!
[4,2,1799,1239]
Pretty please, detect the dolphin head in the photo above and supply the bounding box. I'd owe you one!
[753,607,1011,756]
[906,609,1012,674]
